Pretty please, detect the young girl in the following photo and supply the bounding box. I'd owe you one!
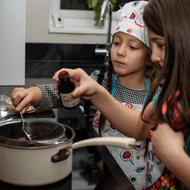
[11,1,153,189]
[92,1,154,189]
[143,0,190,189]
[52,0,190,189]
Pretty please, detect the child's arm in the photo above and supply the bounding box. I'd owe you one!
[152,124,190,187]
[11,86,43,113]
[53,68,155,139]
[88,85,154,139]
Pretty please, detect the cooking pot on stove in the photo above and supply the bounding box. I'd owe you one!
[0,119,135,186]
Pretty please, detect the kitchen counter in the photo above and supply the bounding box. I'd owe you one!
[0,107,134,190]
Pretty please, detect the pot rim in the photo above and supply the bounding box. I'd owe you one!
[0,120,75,150]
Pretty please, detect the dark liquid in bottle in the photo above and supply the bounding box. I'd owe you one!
[58,71,80,109]
[59,75,75,93]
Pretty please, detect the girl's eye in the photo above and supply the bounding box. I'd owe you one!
[112,41,120,46]
[156,41,165,49]
[158,44,165,49]
[130,45,139,50]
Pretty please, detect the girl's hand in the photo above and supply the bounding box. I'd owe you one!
[151,123,184,164]
[53,68,102,100]
[152,124,190,187]
[11,87,42,113]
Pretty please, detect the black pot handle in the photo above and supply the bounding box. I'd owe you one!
[51,149,70,163]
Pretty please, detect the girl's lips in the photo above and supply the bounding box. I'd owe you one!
[114,60,126,66]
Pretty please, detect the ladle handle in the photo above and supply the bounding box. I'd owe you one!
[72,137,136,150]
[20,112,32,141]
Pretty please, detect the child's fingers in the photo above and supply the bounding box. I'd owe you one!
[15,95,32,113]
[72,85,87,98]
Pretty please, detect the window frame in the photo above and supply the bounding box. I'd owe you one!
[49,0,116,34]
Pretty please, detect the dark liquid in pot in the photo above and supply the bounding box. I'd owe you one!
[0,121,65,141]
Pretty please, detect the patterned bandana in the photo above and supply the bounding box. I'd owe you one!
[114,1,149,47]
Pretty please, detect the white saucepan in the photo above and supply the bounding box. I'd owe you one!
[0,119,135,186]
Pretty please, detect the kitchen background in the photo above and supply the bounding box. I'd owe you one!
[0,0,128,90]
[0,0,109,93]
[0,1,131,189]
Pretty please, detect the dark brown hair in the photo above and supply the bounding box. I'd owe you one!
[142,0,190,131]
[98,54,113,135]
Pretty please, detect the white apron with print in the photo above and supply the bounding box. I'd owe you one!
[93,102,146,190]
[92,82,165,189]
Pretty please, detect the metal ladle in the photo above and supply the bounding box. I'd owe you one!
[20,112,32,141]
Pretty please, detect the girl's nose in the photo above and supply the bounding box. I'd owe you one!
[117,44,126,56]
[151,49,161,63]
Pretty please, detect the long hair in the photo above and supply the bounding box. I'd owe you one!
[98,52,114,135]
[142,0,190,131]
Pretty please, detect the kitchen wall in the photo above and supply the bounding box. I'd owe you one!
[0,0,106,96]
[25,43,105,80]
[26,0,107,44]
[26,0,106,81]
[0,0,25,86]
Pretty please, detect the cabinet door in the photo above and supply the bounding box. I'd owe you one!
[0,0,25,85]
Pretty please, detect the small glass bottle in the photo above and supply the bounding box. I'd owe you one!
[58,71,80,109]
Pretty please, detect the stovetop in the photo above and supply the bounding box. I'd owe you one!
[0,174,71,190]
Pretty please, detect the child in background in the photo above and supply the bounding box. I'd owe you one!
[92,1,154,189]
[52,0,190,188]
